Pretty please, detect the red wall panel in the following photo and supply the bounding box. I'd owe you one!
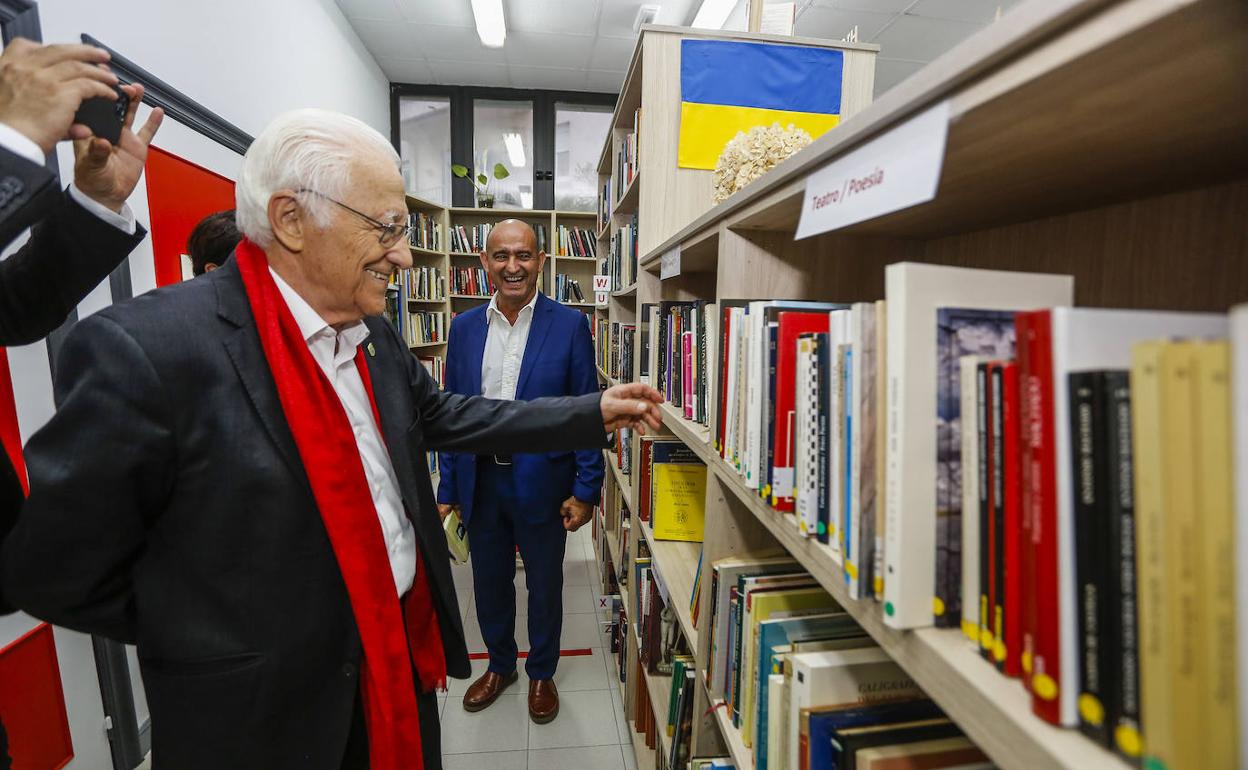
[144,145,236,287]
[0,623,74,769]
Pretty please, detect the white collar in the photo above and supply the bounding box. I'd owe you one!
[486,290,541,325]
[268,266,369,348]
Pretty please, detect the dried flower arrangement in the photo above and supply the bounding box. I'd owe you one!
[711,123,814,204]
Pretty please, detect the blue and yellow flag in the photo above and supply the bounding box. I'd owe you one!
[678,39,844,170]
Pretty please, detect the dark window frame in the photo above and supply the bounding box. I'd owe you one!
[390,83,615,209]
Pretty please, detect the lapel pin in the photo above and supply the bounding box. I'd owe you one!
[367,342,376,357]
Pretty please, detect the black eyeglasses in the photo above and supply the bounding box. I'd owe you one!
[297,189,412,248]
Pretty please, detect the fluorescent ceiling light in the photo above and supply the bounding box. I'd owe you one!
[691,0,736,29]
[504,132,527,168]
[471,0,506,48]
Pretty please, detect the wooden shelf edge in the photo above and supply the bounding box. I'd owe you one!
[604,448,636,512]
[612,284,638,297]
[642,665,676,760]
[612,173,641,217]
[408,245,443,257]
[658,403,713,452]
[637,518,701,653]
[701,677,754,770]
[701,454,1130,770]
[408,341,447,350]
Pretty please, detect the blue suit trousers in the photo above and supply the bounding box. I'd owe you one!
[470,460,568,680]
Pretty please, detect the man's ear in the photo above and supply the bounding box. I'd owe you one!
[204,263,219,273]
[268,191,305,253]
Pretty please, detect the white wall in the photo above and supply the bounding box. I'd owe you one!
[2,1,391,766]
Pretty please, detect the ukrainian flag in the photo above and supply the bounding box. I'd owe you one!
[678,39,844,170]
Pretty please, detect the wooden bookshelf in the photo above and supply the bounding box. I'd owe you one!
[702,680,752,770]
[638,518,701,651]
[597,2,1248,770]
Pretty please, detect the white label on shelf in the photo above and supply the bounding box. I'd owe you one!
[595,290,609,306]
[795,100,951,240]
[593,274,611,292]
[660,246,681,280]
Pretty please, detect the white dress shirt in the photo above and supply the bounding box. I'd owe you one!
[270,268,416,596]
[0,122,137,235]
[482,291,540,400]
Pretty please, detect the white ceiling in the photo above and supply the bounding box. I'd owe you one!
[337,0,1022,98]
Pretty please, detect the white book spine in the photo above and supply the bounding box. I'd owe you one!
[745,304,764,489]
[883,262,1073,630]
[959,355,982,640]
[796,339,819,537]
[827,311,848,564]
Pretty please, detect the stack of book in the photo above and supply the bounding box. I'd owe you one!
[553,274,585,303]
[598,180,611,235]
[401,265,444,301]
[611,322,635,382]
[637,436,706,543]
[449,267,494,297]
[408,211,441,251]
[706,261,1244,766]
[556,225,596,258]
[403,310,446,347]
[703,555,991,770]
[616,108,640,199]
[450,223,491,253]
[647,300,717,428]
[609,214,638,290]
[418,355,444,388]
[612,427,633,476]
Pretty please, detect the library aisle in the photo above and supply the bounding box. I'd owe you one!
[439,525,637,770]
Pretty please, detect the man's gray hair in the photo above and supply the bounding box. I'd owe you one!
[235,108,399,246]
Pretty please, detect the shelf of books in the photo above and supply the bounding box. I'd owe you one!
[591,2,1248,770]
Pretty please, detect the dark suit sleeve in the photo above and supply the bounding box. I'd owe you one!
[435,316,461,505]
[400,327,609,456]
[0,146,59,248]
[0,149,147,345]
[569,315,605,504]
[1,313,175,642]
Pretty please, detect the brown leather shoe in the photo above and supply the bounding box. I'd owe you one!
[528,679,559,724]
[462,670,518,713]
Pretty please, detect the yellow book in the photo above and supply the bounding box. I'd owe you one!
[652,463,707,542]
[1159,341,1201,770]
[1131,341,1172,766]
[1193,341,1238,769]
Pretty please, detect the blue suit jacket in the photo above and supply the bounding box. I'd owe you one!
[437,293,605,524]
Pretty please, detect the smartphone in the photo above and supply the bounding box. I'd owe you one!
[72,84,129,145]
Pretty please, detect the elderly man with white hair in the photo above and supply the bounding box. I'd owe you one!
[1,108,663,770]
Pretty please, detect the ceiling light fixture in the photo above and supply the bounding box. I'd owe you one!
[504,132,526,168]
[470,0,506,48]
[691,0,737,29]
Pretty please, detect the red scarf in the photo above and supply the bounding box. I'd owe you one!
[234,238,445,770]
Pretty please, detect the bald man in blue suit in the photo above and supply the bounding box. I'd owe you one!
[437,219,604,725]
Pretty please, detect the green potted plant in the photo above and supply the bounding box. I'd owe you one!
[451,161,510,208]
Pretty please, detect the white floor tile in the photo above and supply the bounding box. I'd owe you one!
[551,649,610,692]
[610,685,629,745]
[563,561,590,587]
[441,692,530,754]
[527,744,627,770]
[528,689,619,750]
[559,613,605,650]
[442,750,527,770]
[622,742,638,770]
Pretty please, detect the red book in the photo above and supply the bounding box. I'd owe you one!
[771,311,830,512]
[1000,360,1023,677]
[717,306,733,455]
[1015,311,1038,692]
[1023,310,1062,724]
[638,438,655,522]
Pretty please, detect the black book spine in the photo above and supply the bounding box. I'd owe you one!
[977,362,992,659]
[816,335,831,544]
[1069,371,1112,746]
[658,311,669,396]
[1105,372,1139,763]
[991,364,1006,671]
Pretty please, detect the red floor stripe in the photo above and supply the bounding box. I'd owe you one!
[467,648,594,661]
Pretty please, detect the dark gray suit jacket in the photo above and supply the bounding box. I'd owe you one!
[1,259,607,769]
[0,145,147,617]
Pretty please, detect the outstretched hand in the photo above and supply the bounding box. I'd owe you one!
[600,383,663,434]
[560,496,594,532]
[73,82,163,213]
